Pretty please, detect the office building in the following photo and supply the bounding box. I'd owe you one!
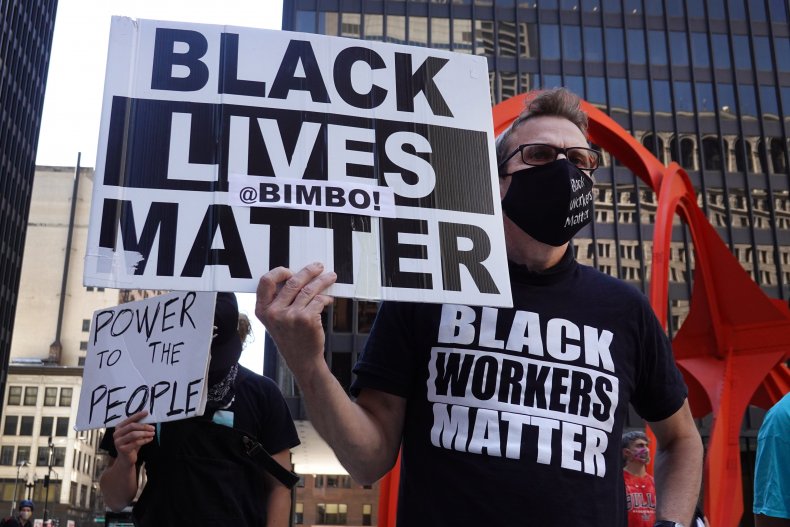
[0,0,59,417]
[1,166,117,526]
[277,1,789,524]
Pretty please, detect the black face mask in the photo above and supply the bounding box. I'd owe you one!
[501,158,595,247]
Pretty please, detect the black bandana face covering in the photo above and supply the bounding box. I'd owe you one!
[501,158,595,246]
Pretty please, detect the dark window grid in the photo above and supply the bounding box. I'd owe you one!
[3,415,18,435]
[19,416,34,436]
[16,446,30,465]
[0,446,14,465]
[40,416,53,436]
[52,446,66,466]
[55,416,69,436]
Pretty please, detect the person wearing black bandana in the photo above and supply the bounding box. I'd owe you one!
[99,293,300,527]
[256,88,703,527]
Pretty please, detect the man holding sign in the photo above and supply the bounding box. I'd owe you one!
[99,293,299,526]
[257,89,703,526]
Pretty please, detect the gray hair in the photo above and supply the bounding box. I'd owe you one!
[495,87,589,168]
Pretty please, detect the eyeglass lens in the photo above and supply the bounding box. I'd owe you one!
[521,144,599,170]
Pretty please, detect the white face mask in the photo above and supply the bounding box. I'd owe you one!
[19,510,32,520]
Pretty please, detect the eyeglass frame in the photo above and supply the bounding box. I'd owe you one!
[497,143,601,173]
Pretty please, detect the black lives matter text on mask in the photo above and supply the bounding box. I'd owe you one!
[89,24,506,301]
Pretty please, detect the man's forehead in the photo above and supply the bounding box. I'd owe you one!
[510,116,588,146]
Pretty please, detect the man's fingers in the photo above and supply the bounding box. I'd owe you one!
[116,410,149,427]
[258,263,334,314]
[291,271,338,310]
[277,263,326,306]
[256,267,293,316]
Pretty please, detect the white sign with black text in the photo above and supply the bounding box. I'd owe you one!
[84,17,511,307]
[75,291,216,430]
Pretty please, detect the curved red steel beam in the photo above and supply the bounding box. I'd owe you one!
[495,92,790,526]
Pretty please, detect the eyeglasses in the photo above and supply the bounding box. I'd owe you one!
[498,143,601,172]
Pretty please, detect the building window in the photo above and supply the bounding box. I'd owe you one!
[60,388,73,407]
[363,504,372,526]
[19,416,34,436]
[23,387,38,406]
[770,138,787,173]
[333,298,353,332]
[53,447,66,467]
[78,357,86,366]
[80,341,88,351]
[3,415,18,435]
[294,502,304,524]
[0,446,14,465]
[315,475,324,488]
[735,138,754,172]
[86,286,95,292]
[7,386,22,405]
[44,387,58,406]
[40,416,54,436]
[16,446,30,465]
[357,302,379,333]
[326,475,352,489]
[36,447,49,466]
[82,319,90,332]
[642,134,665,163]
[56,417,69,437]
[703,137,724,170]
[317,503,348,525]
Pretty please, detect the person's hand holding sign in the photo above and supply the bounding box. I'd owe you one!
[255,262,337,376]
[100,411,154,511]
[112,411,155,465]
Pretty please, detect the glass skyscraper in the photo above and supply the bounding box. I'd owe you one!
[0,0,59,413]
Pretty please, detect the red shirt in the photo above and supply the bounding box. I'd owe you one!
[624,470,656,527]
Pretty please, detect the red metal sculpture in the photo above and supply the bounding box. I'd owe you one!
[378,92,790,527]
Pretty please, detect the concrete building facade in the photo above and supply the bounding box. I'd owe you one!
[1,166,115,526]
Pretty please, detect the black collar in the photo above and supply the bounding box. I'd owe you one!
[507,245,576,286]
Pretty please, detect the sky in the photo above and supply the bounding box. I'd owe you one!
[36,0,285,373]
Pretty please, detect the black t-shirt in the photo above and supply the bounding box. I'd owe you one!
[101,366,300,526]
[351,249,688,527]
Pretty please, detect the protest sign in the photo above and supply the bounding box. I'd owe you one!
[84,17,512,307]
[75,291,216,430]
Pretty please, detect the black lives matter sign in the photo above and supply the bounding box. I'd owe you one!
[84,17,511,307]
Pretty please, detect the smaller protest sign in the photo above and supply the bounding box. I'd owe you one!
[75,291,216,430]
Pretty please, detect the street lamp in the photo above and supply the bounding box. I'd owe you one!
[10,459,29,516]
[43,437,54,523]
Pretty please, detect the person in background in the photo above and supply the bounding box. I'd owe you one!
[99,293,300,526]
[622,431,657,527]
[754,391,790,527]
[1,500,34,527]
[256,87,703,527]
